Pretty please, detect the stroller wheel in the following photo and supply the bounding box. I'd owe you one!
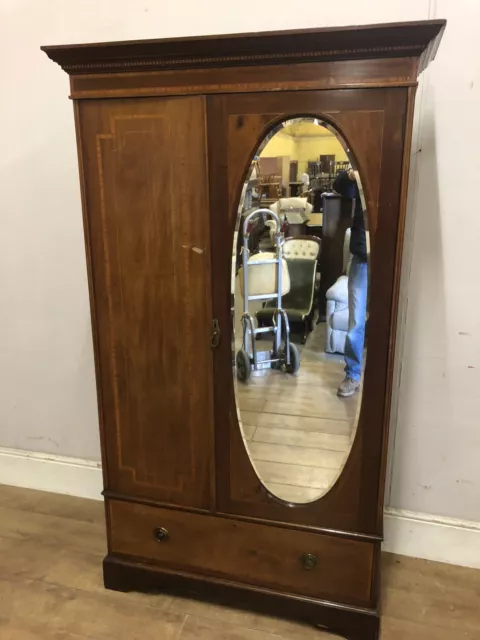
[285,343,300,375]
[236,349,251,382]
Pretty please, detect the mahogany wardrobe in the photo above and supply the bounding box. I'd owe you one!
[43,20,445,640]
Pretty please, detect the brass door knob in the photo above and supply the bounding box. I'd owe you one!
[154,527,169,542]
[301,552,318,571]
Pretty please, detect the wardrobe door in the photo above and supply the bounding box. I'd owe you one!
[208,89,408,532]
[76,96,214,509]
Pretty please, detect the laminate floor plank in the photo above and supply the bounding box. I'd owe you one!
[252,426,350,452]
[239,398,268,412]
[0,504,106,555]
[255,413,351,436]
[0,617,86,640]
[249,441,345,470]
[383,552,480,594]
[0,483,104,525]
[262,398,356,422]
[380,615,479,640]
[0,536,173,611]
[170,597,339,639]
[0,576,185,640]
[177,614,341,639]
[241,424,257,440]
[253,460,338,491]
[240,410,262,426]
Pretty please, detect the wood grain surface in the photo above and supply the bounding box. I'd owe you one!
[75,96,214,508]
[108,498,374,607]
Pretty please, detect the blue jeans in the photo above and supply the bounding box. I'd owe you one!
[344,255,368,381]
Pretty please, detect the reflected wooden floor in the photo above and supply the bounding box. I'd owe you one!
[235,317,361,503]
[1,484,479,640]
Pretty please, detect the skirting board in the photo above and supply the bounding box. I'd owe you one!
[0,446,102,503]
[0,446,479,570]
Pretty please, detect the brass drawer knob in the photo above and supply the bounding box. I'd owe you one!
[154,527,169,542]
[301,552,318,571]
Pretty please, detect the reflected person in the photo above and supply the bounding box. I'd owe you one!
[333,170,368,398]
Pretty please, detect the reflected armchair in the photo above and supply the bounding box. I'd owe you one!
[257,236,321,344]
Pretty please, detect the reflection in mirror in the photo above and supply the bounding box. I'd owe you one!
[232,117,368,504]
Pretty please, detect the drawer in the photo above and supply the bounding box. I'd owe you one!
[108,499,375,607]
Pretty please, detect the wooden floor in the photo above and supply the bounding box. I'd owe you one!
[0,484,479,639]
[235,289,361,503]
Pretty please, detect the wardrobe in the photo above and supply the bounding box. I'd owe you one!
[42,20,445,640]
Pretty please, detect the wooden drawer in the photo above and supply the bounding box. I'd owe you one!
[108,499,375,607]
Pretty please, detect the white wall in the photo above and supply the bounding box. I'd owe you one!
[1,0,479,529]
[388,0,480,523]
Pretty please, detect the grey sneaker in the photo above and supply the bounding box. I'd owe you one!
[337,376,361,398]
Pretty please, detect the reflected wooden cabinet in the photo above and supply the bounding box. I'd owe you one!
[43,20,445,640]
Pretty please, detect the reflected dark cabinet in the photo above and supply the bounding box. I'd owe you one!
[318,194,355,317]
[319,154,336,174]
[43,20,445,640]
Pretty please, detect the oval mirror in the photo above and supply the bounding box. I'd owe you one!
[232,117,368,504]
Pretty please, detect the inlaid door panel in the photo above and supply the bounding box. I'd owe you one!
[208,89,408,533]
[76,96,213,508]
